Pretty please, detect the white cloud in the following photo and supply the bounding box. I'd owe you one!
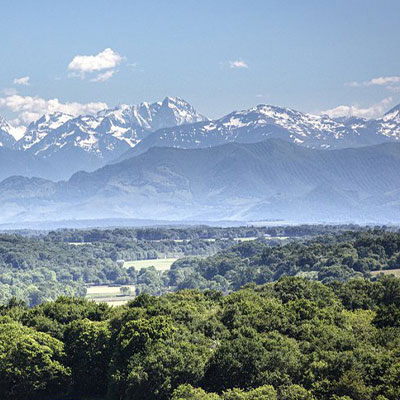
[13,76,30,86]
[228,60,248,69]
[367,76,400,86]
[346,75,400,88]
[68,48,122,81]
[0,94,108,125]
[320,97,393,119]
[91,70,115,82]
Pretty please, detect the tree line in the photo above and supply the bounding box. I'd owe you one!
[44,224,369,242]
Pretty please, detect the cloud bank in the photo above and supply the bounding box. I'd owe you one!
[320,97,393,119]
[0,94,108,126]
[347,75,400,90]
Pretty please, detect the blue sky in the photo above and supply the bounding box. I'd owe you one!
[1,0,400,127]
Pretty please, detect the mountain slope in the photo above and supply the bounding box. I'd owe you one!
[0,116,17,148]
[19,112,74,151]
[0,147,54,182]
[117,104,400,161]
[15,97,207,179]
[1,139,400,224]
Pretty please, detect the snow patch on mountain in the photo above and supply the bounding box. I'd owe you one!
[377,105,400,140]
[20,112,74,151]
[0,116,18,148]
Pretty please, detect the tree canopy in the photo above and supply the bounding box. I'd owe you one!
[0,277,400,399]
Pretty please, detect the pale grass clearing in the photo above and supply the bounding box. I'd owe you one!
[86,285,136,306]
[93,297,136,306]
[370,269,400,277]
[87,285,122,295]
[233,237,258,242]
[123,258,179,271]
[86,284,136,296]
[104,299,134,306]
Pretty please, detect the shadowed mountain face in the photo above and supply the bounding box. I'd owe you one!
[0,147,54,182]
[1,139,400,224]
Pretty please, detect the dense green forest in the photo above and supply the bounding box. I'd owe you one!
[1,277,400,400]
[0,227,240,306]
[162,230,400,294]
[1,226,400,305]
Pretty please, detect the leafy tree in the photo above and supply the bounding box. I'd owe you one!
[0,322,70,400]
[120,286,132,296]
[279,385,315,400]
[172,384,220,400]
[64,318,111,395]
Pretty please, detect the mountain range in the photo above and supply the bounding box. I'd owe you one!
[1,97,400,225]
[1,97,400,181]
[117,103,400,160]
[9,97,207,179]
[1,139,400,224]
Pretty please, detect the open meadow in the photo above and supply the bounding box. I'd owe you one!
[86,284,136,305]
[370,269,400,278]
[123,257,179,271]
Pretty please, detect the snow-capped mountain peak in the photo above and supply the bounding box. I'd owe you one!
[94,96,206,132]
[382,104,400,121]
[37,112,73,129]
[213,104,348,145]
[14,97,207,177]
[0,116,18,148]
[376,103,400,140]
[149,96,207,130]
[119,102,400,160]
[19,112,74,151]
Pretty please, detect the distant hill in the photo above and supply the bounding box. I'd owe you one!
[1,139,400,224]
[0,147,54,182]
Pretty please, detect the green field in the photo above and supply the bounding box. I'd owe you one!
[370,269,400,277]
[123,257,179,271]
[86,285,136,305]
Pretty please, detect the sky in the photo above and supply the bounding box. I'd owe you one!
[1,0,400,130]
